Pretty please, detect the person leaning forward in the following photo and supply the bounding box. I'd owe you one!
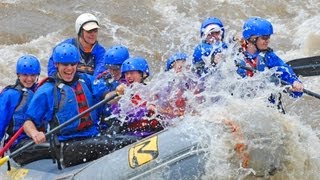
[23,43,138,168]
[47,13,106,77]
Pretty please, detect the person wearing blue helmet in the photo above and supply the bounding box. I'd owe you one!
[92,45,130,133]
[192,17,228,76]
[0,55,51,165]
[23,43,137,167]
[47,13,106,77]
[94,45,130,97]
[104,56,163,138]
[235,17,304,113]
[165,52,188,73]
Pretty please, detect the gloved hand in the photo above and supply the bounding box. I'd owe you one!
[116,83,126,95]
[290,81,303,92]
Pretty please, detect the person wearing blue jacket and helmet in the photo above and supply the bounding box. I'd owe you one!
[23,43,137,168]
[47,13,106,77]
[0,55,51,165]
[235,17,304,113]
[104,56,163,138]
[165,52,188,73]
[92,45,130,133]
[192,17,228,76]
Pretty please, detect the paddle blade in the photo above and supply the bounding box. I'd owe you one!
[287,56,320,77]
[0,156,9,166]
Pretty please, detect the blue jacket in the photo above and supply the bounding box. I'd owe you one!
[192,41,228,77]
[192,41,228,64]
[47,38,106,77]
[25,74,99,141]
[0,83,34,148]
[236,49,303,97]
[92,71,126,129]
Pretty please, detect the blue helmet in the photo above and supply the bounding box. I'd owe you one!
[53,43,80,64]
[121,57,150,78]
[192,43,213,64]
[200,17,225,40]
[165,52,188,71]
[242,17,274,40]
[16,55,41,75]
[105,45,129,66]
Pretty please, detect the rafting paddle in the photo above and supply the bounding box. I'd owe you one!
[286,55,320,77]
[0,127,24,157]
[0,93,119,166]
[235,63,320,100]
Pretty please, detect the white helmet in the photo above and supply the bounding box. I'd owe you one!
[75,13,100,35]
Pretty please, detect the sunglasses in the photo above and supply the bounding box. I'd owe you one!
[260,35,271,40]
[60,63,78,66]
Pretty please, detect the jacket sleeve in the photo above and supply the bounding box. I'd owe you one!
[92,43,106,77]
[25,84,54,128]
[0,90,19,140]
[265,52,300,85]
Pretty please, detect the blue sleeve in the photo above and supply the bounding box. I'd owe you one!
[265,52,302,98]
[92,43,106,77]
[192,42,213,64]
[0,90,20,139]
[25,84,54,128]
[265,52,299,85]
[193,44,204,64]
[235,60,247,78]
[91,76,115,100]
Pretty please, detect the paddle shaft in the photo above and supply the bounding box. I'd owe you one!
[8,93,118,160]
[0,127,24,157]
[235,63,320,99]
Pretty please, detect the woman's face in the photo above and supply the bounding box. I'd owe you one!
[124,71,143,84]
[172,60,186,73]
[205,31,222,44]
[82,28,98,45]
[18,74,38,88]
[256,35,270,51]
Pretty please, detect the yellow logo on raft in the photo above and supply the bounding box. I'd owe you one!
[7,167,29,179]
[128,136,159,168]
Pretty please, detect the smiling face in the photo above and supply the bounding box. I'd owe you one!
[55,63,78,82]
[18,74,38,88]
[83,28,98,44]
[255,35,270,51]
[124,70,143,84]
[205,31,222,44]
[172,60,186,73]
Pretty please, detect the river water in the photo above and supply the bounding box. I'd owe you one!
[1,0,320,179]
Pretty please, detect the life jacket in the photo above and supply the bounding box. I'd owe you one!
[243,49,271,77]
[4,83,33,144]
[49,79,96,136]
